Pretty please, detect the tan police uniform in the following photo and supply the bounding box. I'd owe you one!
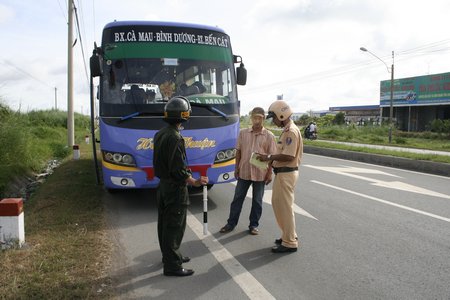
[271,119,303,248]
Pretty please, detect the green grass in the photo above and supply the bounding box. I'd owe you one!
[0,143,114,299]
[256,123,450,163]
[0,104,113,298]
[304,140,450,164]
[316,125,450,152]
[0,107,89,197]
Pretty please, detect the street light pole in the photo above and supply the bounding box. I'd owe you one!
[389,51,394,143]
[360,47,395,143]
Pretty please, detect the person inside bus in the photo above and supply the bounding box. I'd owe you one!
[182,81,206,96]
[145,90,156,103]
[184,84,200,96]
[177,83,188,96]
[125,84,147,104]
[192,81,207,93]
[153,96,208,277]
[219,107,276,235]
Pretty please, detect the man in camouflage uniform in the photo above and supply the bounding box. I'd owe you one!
[153,96,208,276]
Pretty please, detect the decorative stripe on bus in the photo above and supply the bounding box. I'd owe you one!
[102,161,141,172]
[211,159,236,168]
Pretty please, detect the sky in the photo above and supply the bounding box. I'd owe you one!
[1,0,450,116]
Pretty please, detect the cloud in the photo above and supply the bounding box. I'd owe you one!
[247,0,383,29]
[0,4,14,23]
[1,0,450,114]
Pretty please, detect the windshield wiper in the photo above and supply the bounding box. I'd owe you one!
[119,111,162,122]
[119,102,229,122]
[190,103,229,121]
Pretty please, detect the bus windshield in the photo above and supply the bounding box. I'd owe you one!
[100,57,237,116]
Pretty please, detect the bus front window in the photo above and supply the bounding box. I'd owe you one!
[101,58,237,111]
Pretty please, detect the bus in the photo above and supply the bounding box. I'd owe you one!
[89,21,247,191]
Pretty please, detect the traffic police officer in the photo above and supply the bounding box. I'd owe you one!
[153,96,208,276]
[257,100,303,253]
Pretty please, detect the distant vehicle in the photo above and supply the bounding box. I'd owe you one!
[304,123,317,140]
[89,21,247,192]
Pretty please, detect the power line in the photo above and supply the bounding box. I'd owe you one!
[73,2,90,87]
[56,0,67,22]
[0,60,53,89]
[240,39,450,95]
[240,58,378,94]
[76,0,88,51]
[397,38,450,56]
[92,0,96,43]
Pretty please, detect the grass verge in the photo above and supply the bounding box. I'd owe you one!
[0,144,114,299]
[261,124,450,164]
[304,140,450,164]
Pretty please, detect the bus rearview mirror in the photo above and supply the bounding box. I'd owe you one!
[90,45,103,77]
[236,64,247,86]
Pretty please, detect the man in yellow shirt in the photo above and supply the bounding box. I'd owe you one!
[257,100,303,253]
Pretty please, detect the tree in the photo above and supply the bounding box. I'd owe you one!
[297,114,310,126]
[333,112,345,125]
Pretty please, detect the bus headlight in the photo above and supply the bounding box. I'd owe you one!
[122,154,134,165]
[214,148,236,164]
[102,150,136,167]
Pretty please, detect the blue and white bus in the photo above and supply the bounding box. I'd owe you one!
[89,21,247,191]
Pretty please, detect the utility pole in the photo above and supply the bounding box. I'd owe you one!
[54,87,57,110]
[67,0,75,147]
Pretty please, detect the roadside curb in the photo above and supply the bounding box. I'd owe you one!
[304,145,450,177]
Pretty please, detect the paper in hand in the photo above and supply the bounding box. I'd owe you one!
[249,152,269,170]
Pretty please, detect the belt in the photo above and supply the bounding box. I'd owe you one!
[273,167,298,174]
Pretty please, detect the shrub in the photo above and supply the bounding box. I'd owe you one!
[0,102,12,118]
[26,109,67,127]
[0,114,33,194]
[429,119,450,134]
[333,112,345,125]
[368,135,384,143]
[50,142,70,159]
[394,137,407,144]
[0,105,91,196]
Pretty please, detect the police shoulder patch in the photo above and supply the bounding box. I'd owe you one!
[286,137,292,145]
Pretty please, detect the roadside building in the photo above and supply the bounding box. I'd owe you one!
[329,72,450,131]
[329,105,381,126]
[380,71,450,131]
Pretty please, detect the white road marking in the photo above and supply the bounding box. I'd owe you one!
[312,180,450,224]
[187,213,276,300]
[230,181,318,220]
[305,153,450,179]
[304,165,450,200]
[335,165,402,177]
[263,189,318,220]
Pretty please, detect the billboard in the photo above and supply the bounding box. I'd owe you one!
[380,72,450,107]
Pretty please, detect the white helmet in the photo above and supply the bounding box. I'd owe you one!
[267,100,292,121]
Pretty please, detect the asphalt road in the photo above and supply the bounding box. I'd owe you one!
[105,154,450,300]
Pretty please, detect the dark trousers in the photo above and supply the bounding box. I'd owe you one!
[226,178,265,229]
[157,182,188,272]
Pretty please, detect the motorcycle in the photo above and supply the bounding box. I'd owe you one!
[304,128,317,140]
